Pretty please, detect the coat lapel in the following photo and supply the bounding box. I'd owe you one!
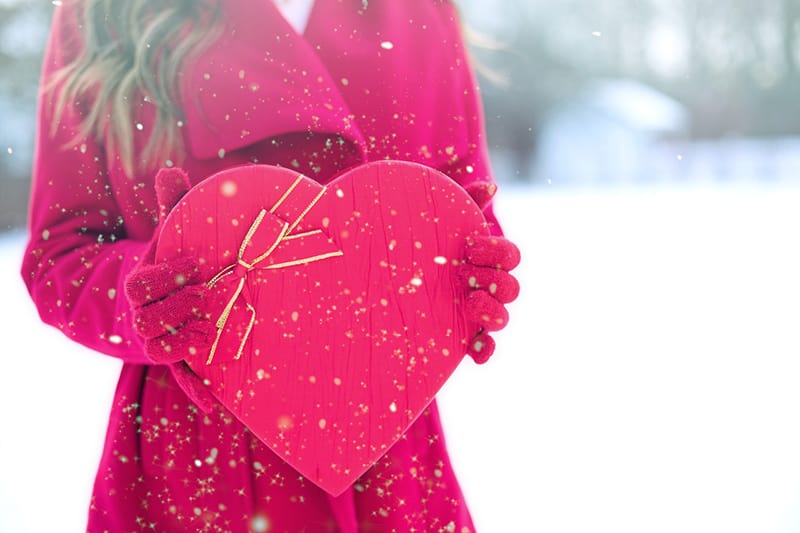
[180,0,367,161]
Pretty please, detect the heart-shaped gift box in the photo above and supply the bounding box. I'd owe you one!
[155,160,488,495]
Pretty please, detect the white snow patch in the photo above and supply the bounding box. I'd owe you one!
[3,183,800,532]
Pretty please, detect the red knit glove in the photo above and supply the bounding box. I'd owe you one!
[124,167,216,413]
[459,235,521,364]
[125,256,214,362]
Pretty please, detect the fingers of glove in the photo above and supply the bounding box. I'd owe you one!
[466,331,496,364]
[132,285,207,339]
[125,256,203,306]
[458,264,520,304]
[154,167,192,218]
[464,181,498,211]
[464,289,509,332]
[145,318,217,364]
[465,235,521,271]
[170,362,215,414]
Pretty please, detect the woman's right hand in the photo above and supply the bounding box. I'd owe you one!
[125,256,216,364]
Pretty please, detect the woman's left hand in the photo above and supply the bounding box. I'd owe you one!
[458,235,521,364]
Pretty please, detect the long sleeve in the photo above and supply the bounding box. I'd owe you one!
[433,1,504,237]
[21,4,150,364]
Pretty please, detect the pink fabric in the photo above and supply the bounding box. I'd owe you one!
[465,236,522,273]
[22,1,503,531]
[125,256,210,354]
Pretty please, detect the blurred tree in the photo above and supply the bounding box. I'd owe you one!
[784,0,799,75]
[0,1,49,175]
[0,0,49,230]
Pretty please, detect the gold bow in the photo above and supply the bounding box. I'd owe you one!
[204,176,342,365]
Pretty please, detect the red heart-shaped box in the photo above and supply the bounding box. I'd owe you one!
[155,160,488,495]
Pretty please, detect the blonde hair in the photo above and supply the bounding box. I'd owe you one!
[48,0,223,177]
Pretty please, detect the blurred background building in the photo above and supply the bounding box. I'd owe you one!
[461,0,800,186]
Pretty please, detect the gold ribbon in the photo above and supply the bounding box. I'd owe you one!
[204,176,342,365]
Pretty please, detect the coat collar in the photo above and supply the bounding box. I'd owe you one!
[179,0,368,162]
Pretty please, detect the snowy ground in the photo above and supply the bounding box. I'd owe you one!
[3,181,800,533]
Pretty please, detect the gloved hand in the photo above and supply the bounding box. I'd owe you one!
[459,235,521,364]
[124,167,216,413]
[125,256,214,363]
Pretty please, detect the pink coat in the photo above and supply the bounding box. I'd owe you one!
[22,1,502,531]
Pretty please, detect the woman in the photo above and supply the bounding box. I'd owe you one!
[22,0,519,531]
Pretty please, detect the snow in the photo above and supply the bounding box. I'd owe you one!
[3,182,800,532]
